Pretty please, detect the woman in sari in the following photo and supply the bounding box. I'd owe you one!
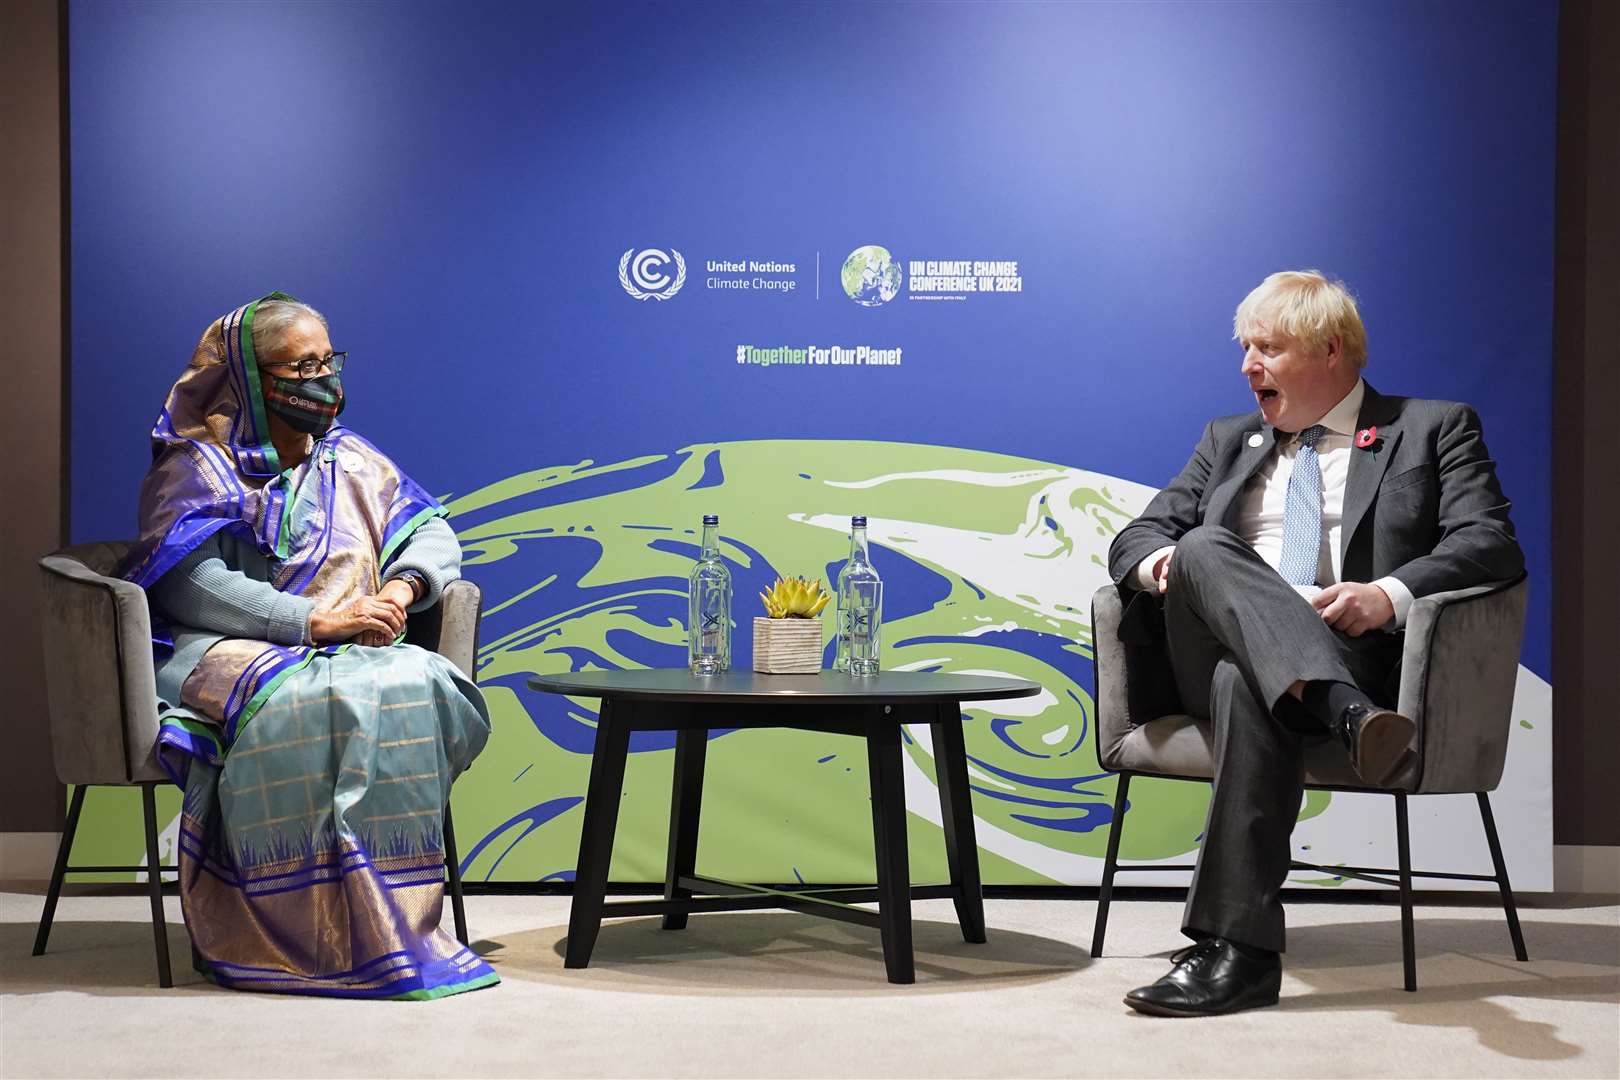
[122,293,496,998]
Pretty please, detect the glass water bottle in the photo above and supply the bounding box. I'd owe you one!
[835,515,883,676]
[688,514,732,675]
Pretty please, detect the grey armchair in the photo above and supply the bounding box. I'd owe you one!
[34,541,482,987]
[1088,576,1531,991]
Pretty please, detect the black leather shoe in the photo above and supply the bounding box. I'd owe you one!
[1123,938,1282,1017]
[1335,702,1416,786]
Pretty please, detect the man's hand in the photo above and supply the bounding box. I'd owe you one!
[1312,582,1394,637]
[310,592,407,646]
[1153,550,1174,594]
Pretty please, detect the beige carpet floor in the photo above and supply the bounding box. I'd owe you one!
[0,889,1615,1079]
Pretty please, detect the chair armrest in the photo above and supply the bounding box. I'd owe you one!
[1398,576,1529,794]
[405,578,482,677]
[38,549,162,784]
[1091,584,1134,772]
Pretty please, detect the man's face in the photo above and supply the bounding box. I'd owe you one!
[1238,323,1348,433]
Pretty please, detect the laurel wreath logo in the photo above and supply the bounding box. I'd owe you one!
[619,248,688,301]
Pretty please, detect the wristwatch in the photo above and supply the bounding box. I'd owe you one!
[392,570,427,604]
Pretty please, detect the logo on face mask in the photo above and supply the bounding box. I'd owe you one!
[266,373,344,436]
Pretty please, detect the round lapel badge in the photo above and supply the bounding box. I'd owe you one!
[339,450,365,473]
[1248,433,1264,448]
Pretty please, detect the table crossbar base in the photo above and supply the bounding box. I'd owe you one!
[1106,860,1507,890]
[599,876,963,929]
[562,695,995,985]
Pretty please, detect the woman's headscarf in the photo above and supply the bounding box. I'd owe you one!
[122,292,444,595]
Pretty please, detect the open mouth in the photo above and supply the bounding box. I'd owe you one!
[1256,389,1279,402]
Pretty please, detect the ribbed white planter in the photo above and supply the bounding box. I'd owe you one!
[751,616,824,674]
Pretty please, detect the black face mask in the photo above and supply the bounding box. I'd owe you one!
[263,373,345,436]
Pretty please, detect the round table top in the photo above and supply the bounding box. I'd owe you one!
[528,669,1042,705]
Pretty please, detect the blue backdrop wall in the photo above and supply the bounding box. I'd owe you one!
[68,0,1556,887]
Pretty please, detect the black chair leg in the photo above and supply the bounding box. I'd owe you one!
[1394,791,1416,992]
[1090,773,1131,958]
[33,784,87,957]
[141,782,173,988]
[443,802,469,946]
[1477,791,1529,961]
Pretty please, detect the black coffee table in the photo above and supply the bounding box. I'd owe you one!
[529,669,1041,984]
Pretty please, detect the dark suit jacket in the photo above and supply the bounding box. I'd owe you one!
[1109,382,1524,594]
[1105,382,1524,713]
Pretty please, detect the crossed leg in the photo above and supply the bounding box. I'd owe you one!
[1162,525,1402,952]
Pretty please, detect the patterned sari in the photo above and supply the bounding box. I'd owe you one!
[124,294,497,998]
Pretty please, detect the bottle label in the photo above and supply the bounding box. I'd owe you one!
[841,583,881,665]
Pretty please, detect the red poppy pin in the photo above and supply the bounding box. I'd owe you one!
[1355,426,1379,450]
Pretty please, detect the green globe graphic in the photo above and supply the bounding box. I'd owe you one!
[841,245,902,306]
[426,440,1240,886]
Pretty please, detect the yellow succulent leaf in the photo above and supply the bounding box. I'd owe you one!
[760,575,833,617]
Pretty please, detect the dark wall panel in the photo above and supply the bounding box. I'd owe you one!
[0,0,66,832]
[1554,0,1620,847]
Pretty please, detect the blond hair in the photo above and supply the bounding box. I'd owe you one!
[1233,270,1368,369]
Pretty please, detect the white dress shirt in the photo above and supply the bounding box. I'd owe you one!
[1134,379,1414,628]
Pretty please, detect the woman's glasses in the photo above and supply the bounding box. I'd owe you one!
[262,352,347,380]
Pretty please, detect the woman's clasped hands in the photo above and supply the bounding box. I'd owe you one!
[309,578,418,648]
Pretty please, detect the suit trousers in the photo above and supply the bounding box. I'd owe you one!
[1164,525,1403,953]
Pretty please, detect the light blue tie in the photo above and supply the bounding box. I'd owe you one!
[1277,425,1328,586]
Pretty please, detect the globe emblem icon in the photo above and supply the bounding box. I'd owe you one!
[841,245,902,306]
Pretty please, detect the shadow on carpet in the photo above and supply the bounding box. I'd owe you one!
[487,913,1087,996]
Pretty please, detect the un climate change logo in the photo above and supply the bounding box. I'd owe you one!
[841,245,902,306]
[619,248,687,301]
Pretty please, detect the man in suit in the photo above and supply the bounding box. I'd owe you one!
[1108,270,1523,1017]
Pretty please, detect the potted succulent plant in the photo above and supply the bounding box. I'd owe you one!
[753,576,831,674]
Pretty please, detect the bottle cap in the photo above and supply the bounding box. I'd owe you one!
[702,514,719,526]
[851,515,867,527]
